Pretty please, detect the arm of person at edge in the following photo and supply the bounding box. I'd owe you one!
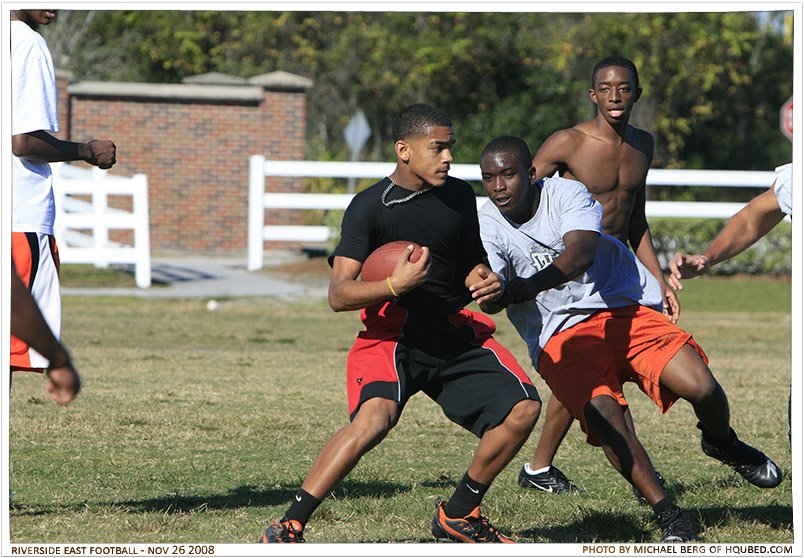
[328,245,432,312]
[628,184,681,324]
[12,130,116,169]
[478,230,599,314]
[669,186,786,281]
[10,264,80,404]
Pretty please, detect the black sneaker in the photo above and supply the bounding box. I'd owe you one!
[431,499,515,543]
[517,464,582,494]
[656,505,696,542]
[633,470,667,503]
[259,518,305,543]
[698,422,783,488]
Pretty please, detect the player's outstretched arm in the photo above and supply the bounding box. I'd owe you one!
[670,186,786,281]
[631,224,680,322]
[12,130,117,169]
[627,184,681,323]
[10,263,80,404]
[669,253,710,280]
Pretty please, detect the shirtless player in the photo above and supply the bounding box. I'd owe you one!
[517,56,680,495]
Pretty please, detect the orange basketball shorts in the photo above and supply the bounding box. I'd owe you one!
[537,305,707,446]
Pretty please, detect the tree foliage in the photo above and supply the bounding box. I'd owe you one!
[42,10,794,172]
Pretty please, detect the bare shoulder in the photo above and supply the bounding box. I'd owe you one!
[533,127,589,177]
[540,126,588,152]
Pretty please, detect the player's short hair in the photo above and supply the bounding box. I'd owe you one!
[480,136,532,168]
[392,104,452,142]
[592,56,639,88]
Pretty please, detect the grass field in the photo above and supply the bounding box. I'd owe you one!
[8,273,793,544]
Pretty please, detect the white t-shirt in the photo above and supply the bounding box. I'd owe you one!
[773,163,792,216]
[479,177,663,368]
[11,20,60,235]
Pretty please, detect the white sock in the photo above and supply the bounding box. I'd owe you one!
[524,463,551,476]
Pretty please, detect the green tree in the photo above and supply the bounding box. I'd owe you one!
[536,12,794,170]
[41,10,793,180]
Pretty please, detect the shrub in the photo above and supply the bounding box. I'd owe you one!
[324,213,792,276]
[650,218,792,276]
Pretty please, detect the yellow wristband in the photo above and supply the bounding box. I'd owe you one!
[386,276,399,298]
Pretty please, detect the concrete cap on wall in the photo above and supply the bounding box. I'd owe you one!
[248,70,313,91]
[182,72,247,85]
[55,68,74,82]
[66,81,264,102]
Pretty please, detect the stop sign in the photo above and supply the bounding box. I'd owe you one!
[780,96,793,141]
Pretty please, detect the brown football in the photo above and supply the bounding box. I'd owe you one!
[360,241,424,282]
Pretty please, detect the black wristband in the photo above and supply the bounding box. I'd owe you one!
[46,356,72,373]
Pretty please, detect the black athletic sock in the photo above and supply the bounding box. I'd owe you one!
[283,488,322,527]
[697,421,736,448]
[444,472,490,519]
[652,496,675,517]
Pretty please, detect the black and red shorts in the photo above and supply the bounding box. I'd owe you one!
[346,301,540,438]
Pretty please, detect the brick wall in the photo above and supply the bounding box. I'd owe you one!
[61,71,311,254]
[54,69,72,141]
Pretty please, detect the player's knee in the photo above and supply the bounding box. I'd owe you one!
[506,398,541,432]
[351,398,399,438]
[583,395,622,434]
[688,374,724,406]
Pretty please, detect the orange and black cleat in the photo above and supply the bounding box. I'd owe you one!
[431,499,515,543]
[259,518,305,543]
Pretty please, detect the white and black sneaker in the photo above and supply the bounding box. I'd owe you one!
[656,505,696,542]
[698,422,783,488]
[517,464,582,494]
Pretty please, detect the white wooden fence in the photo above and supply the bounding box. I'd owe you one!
[51,162,152,288]
[248,156,778,271]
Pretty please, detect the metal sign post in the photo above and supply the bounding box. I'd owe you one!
[343,110,372,193]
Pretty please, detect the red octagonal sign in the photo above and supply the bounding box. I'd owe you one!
[780,96,793,141]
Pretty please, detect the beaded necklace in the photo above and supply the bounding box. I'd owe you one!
[380,178,433,207]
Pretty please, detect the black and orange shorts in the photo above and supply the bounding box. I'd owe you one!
[346,301,540,438]
[11,232,61,371]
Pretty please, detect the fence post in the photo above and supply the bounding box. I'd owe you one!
[51,162,152,289]
[92,167,110,269]
[133,173,152,288]
[248,154,267,271]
